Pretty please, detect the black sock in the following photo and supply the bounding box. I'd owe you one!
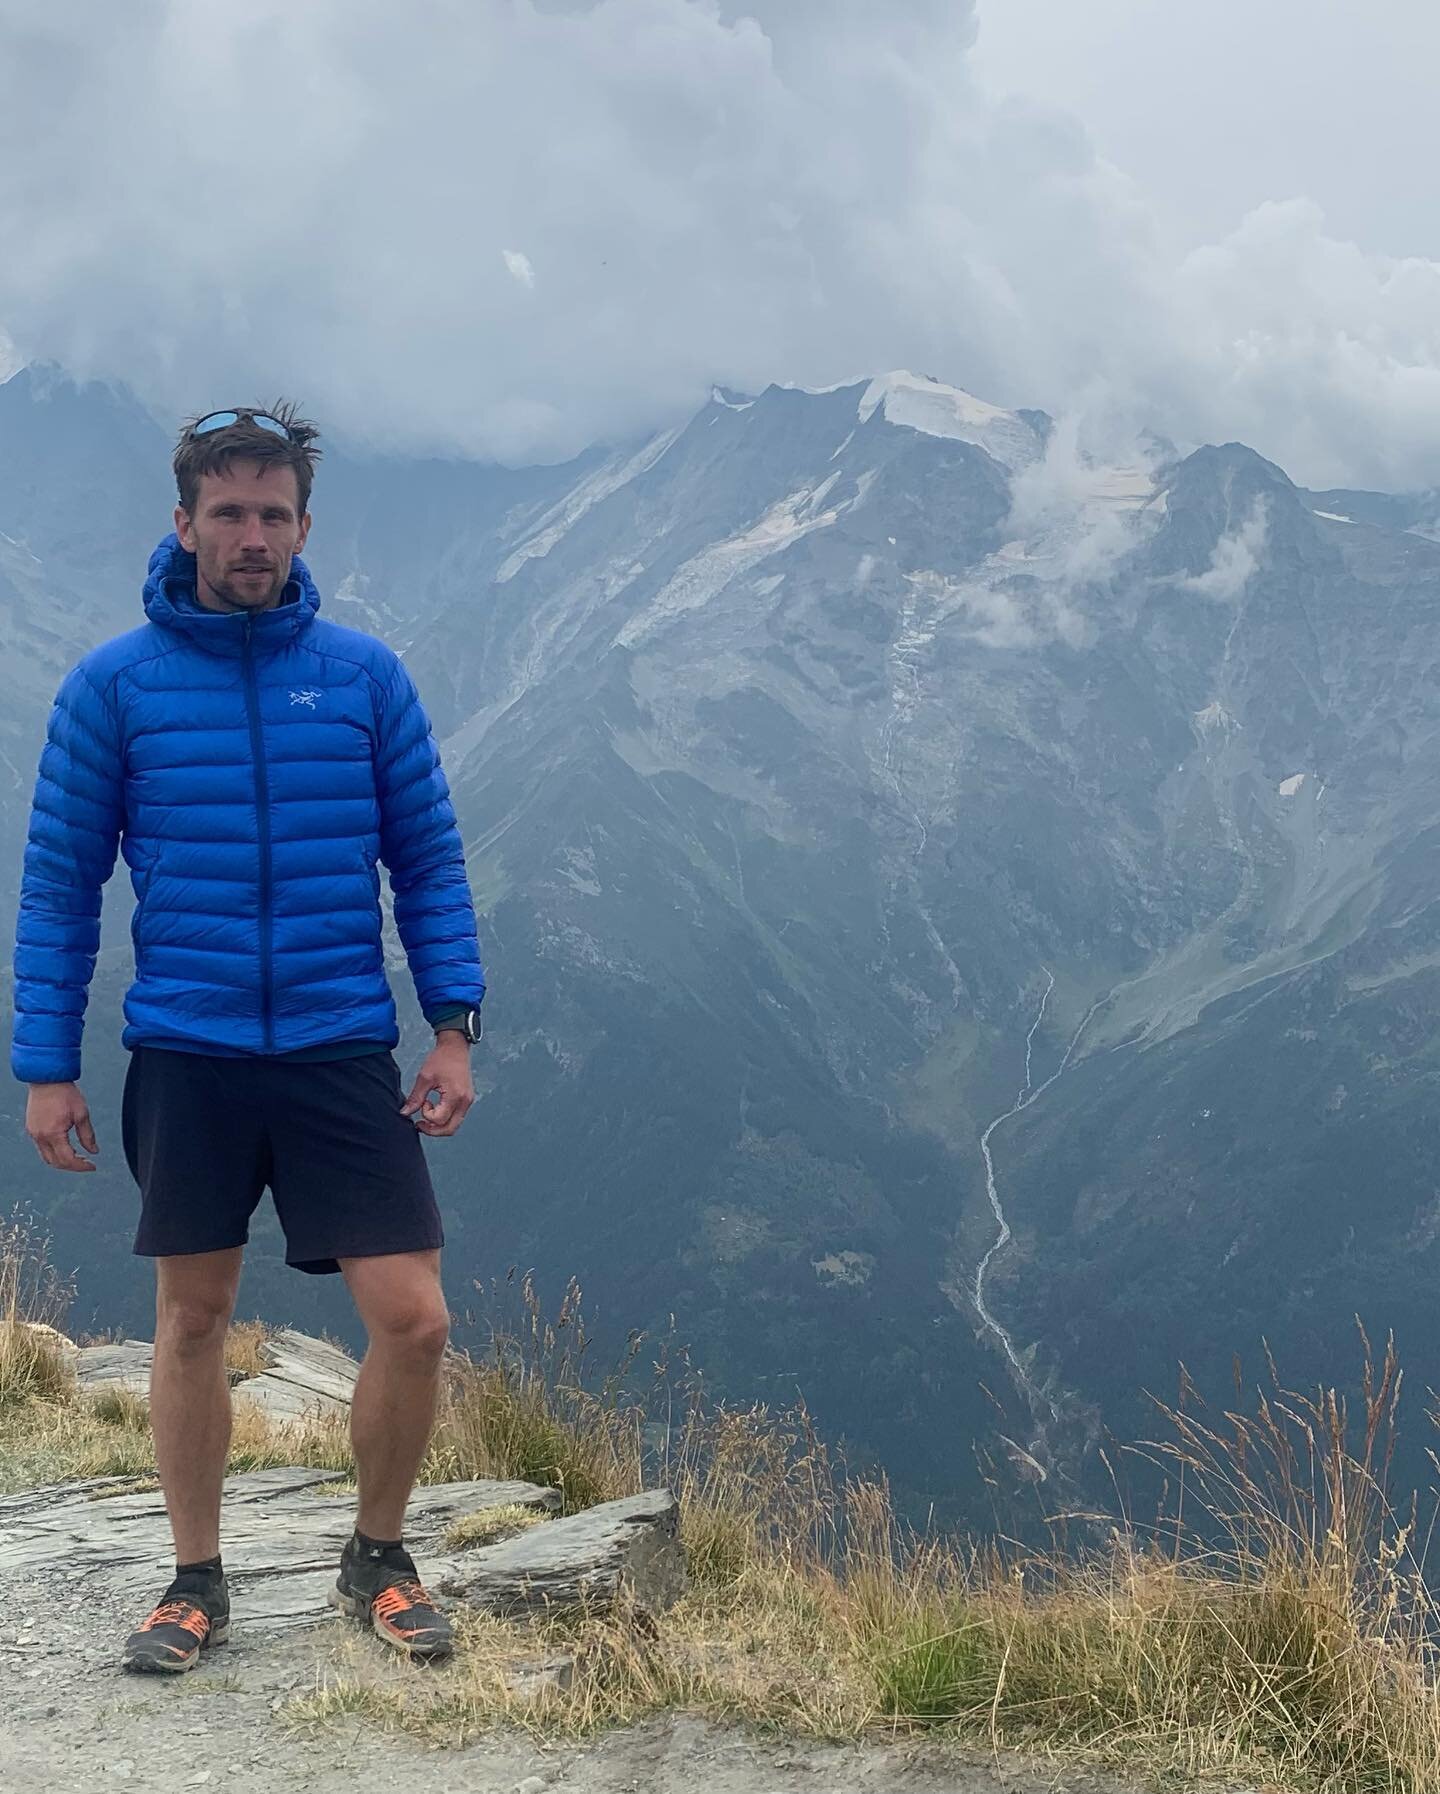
[175,1555,223,1579]
[354,1529,404,1555]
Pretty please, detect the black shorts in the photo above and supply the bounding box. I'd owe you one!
[122,1047,443,1275]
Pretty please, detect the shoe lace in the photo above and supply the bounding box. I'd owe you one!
[140,1599,211,1640]
[371,1579,433,1622]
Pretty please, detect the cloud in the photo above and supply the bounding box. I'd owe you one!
[1182,498,1269,602]
[908,568,1084,654]
[1003,411,1161,591]
[1,1,1439,485]
[958,582,1084,652]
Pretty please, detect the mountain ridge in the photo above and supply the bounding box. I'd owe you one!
[2,362,1439,1521]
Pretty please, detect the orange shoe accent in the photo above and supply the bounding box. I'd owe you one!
[371,1581,433,1637]
[138,1600,211,1641]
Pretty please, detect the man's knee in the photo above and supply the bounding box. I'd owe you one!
[346,1252,450,1366]
[156,1280,235,1354]
[369,1295,450,1365]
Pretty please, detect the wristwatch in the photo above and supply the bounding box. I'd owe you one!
[428,1005,483,1045]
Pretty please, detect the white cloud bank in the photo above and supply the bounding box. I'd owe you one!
[2,0,1439,485]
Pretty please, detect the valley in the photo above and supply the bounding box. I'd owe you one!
[3,365,1439,1523]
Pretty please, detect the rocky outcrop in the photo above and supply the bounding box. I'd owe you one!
[0,1461,688,1630]
[70,1339,151,1396]
[439,1488,687,1617]
[51,1324,359,1421]
[4,1327,688,1631]
[232,1329,360,1422]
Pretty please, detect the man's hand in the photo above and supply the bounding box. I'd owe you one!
[26,1081,100,1173]
[400,1034,475,1138]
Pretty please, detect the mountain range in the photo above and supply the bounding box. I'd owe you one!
[3,362,1439,1523]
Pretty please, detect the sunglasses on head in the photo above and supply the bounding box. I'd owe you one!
[189,409,294,442]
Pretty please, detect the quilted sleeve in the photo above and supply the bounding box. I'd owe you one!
[12,664,125,1083]
[373,652,486,1017]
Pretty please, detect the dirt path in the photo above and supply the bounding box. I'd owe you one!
[0,1392,1136,1794]
[0,1561,1133,1794]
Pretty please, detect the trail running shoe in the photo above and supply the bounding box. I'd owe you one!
[329,1535,453,1661]
[122,1571,230,1674]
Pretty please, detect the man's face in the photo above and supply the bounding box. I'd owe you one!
[174,461,311,613]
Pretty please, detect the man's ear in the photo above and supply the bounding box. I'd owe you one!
[174,504,196,551]
[295,510,312,554]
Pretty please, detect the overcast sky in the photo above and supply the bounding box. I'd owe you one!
[2,0,1438,488]
[975,0,1440,262]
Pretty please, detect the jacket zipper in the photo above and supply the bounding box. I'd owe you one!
[243,617,276,1053]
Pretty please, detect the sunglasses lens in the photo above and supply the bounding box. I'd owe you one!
[190,410,290,441]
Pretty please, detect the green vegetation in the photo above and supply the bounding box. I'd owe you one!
[8,1217,1440,1788]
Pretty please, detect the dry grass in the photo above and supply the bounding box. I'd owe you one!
[292,1298,1440,1790]
[840,1337,1440,1791]
[443,1502,549,1550]
[418,1275,646,1509]
[224,1318,275,1381]
[0,1214,74,1408]
[0,1377,353,1495]
[87,1384,149,1428]
[12,1220,1440,1787]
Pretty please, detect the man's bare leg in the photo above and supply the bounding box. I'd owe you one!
[341,1249,449,1540]
[151,1248,242,1563]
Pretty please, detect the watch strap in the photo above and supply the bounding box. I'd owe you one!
[426,1004,481,1044]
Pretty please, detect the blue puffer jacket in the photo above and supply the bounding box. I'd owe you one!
[11,534,485,1083]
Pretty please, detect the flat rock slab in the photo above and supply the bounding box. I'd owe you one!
[71,1339,152,1396]
[0,1468,687,1633]
[439,1487,689,1617]
[67,1327,360,1422]
[238,1327,360,1422]
[0,1466,562,1631]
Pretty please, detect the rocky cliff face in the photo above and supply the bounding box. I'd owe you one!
[3,366,1438,1520]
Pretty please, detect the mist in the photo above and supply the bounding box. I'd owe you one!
[3,0,1438,487]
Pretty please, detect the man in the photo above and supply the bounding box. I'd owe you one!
[11,405,485,1671]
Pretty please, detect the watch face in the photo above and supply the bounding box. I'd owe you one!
[465,1008,483,1045]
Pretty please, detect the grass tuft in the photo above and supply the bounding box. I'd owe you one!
[419,1275,645,1510]
[0,1214,74,1407]
[87,1384,148,1427]
[224,1318,275,1381]
[443,1503,548,1550]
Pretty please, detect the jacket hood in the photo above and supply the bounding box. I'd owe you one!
[142,532,321,657]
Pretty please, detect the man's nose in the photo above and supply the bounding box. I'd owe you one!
[239,514,268,550]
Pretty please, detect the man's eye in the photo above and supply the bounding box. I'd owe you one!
[263,512,289,523]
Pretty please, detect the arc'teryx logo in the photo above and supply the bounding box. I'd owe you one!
[289,688,322,708]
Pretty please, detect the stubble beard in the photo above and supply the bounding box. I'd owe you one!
[200,561,287,613]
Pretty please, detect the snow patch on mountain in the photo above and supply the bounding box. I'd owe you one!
[615,472,868,648]
[497,425,683,583]
[858,371,1045,473]
[1194,700,1239,737]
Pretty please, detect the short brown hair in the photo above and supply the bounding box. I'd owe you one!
[173,401,322,516]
